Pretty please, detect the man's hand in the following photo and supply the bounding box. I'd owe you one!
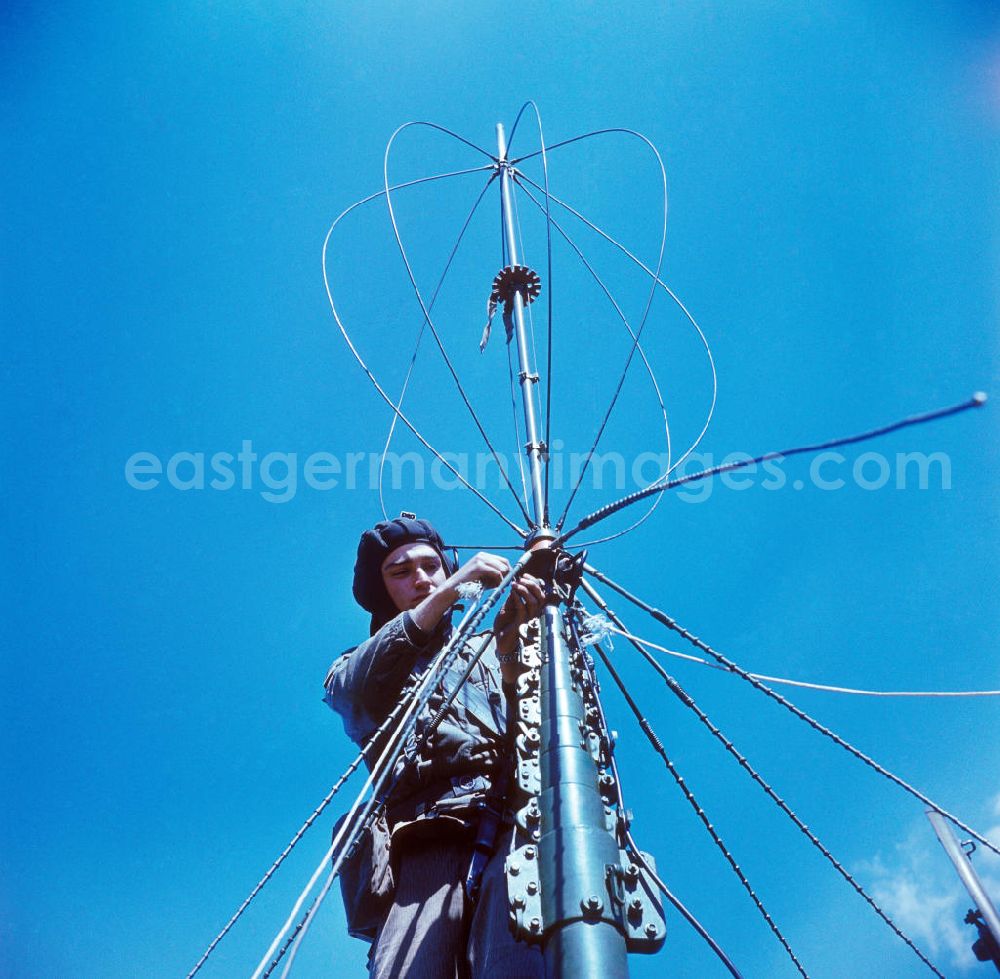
[493,573,546,674]
[409,552,512,634]
[449,552,512,591]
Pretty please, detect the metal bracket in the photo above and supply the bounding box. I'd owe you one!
[612,852,667,952]
[507,843,544,943]
[490,264,542,307]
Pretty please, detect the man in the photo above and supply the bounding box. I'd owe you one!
[324,515,547,978]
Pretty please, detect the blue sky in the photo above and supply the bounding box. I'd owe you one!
[3,2,999,977]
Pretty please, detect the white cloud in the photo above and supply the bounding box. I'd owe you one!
[858,803,1000,974]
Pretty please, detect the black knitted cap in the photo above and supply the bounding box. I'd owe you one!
[353,516,455,634]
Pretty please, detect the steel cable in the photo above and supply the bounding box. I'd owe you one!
[186,689,420,977]
[250,596,495,979]
[586,633,809,976]
[565,610,746,979]
[579,584,946,977]
[583,563,1000,860]
[561,394,987,544]
[272,555,532,975]
[607,625,1000,697]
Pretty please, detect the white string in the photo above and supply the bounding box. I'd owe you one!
[455,580,483,601]
[578,611,614,648]
[608,626,1000,698]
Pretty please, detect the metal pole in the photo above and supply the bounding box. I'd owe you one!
[537,604,630,979]
[496,122,547,528]
[926,809,1000,951]
[497,121,631,977]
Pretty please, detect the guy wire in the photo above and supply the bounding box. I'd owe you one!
[585,631,809,976]
[583,562,1000,860]
[250,596,493,979]
[271,554,532,975]
[562,395,987,544]
[565,609,746,979]
[186,687,420,977]
[608,625,1000,697]
[579,584,945,977]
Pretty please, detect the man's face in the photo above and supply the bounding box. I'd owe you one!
[380,541,448,613]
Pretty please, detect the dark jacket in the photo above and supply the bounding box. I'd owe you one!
[324,611,510,818]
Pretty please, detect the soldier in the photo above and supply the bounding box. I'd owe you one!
[325,515,547,978]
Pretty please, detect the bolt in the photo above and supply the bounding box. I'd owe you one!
[645,922,658,938]
[512,894,526,909]
[581,895,603,915]
[527,804,541,823]
[509,862,520,876]
[530,917,541,932]
[628,897,643,915]
[624,863,639,881]
[525,846,536,860]
[527,880,538,895]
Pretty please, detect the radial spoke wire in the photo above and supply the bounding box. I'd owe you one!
[515,170,717,490]
[582,562,1000,859]
[578,585,946,977]
[383,123,533,527]
[322,167,526,537]
[378,171,500,518]
[514,177,673,545]
[512,131,670,532]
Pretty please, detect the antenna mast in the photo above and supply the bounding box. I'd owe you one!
[496,123,547,528]
[496,122,662,978]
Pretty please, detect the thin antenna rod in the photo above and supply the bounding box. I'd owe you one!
[927,810,1000,963]
[497,123,547,527]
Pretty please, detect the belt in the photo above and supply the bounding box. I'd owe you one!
[386,773,494,827]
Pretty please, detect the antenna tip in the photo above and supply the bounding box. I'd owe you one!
[972,391,988,406]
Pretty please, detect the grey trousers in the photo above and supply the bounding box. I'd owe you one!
[369,830,545,979]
